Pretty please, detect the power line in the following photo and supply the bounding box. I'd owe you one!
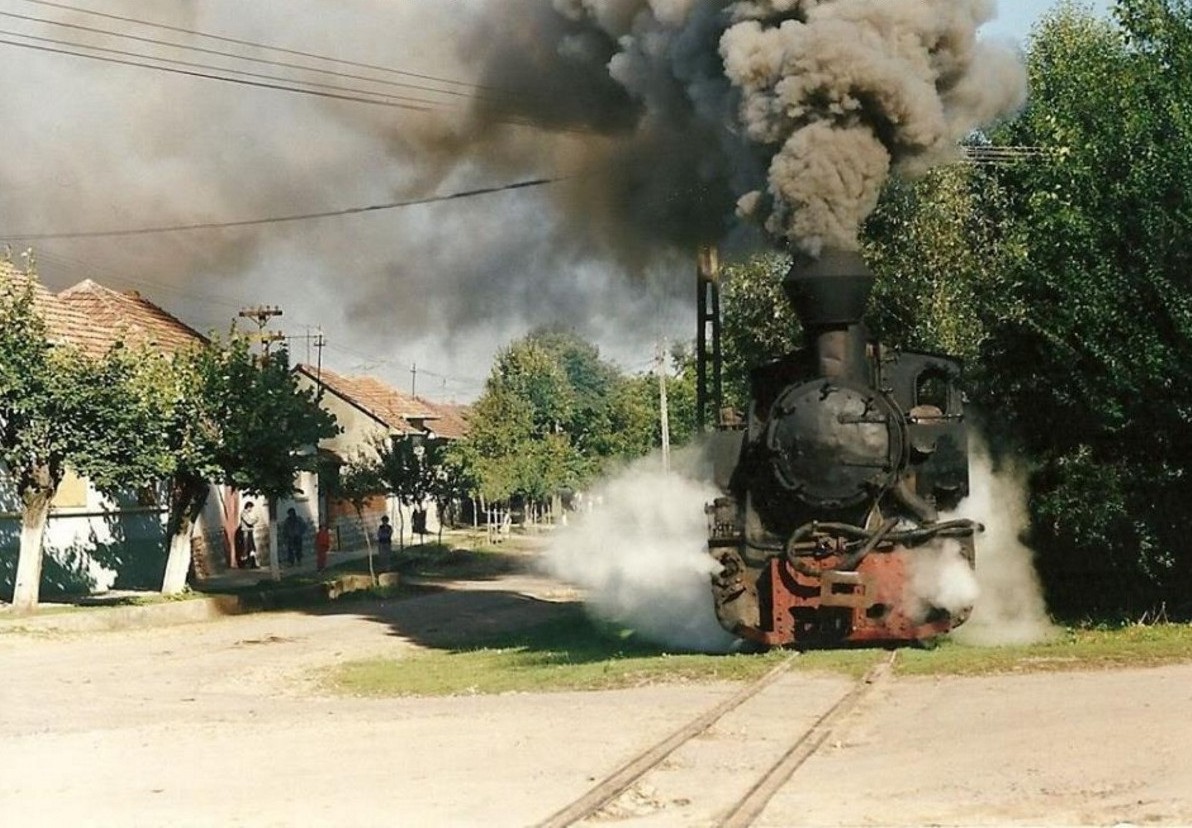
[0,176,561,240]
[0,7,517,106]
[0,28,453,111]
[17,0,495,93]
[29,248,487,398]
[0,27,586,132]
[0,36,439,113]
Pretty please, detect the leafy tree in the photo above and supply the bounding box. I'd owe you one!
[973,0,1192,614]
[155,339,338,594]
[456,329,676,512]
[430,445,475,540]
[0,274,168,611]
[718,252,801,412]
[452,386,536,504]
[863,163,1022,362]
[489,337,575,437]
[330,451,385,583]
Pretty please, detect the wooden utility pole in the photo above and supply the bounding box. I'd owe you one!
[238,305,285,358]
[696,246,723,433]
[657,339,671,473]
[236,304,285,581]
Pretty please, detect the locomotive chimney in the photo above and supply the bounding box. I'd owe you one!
[783,248,874,382]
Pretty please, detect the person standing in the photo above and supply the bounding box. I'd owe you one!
[315,523,331,571]
[282,507,305,566]
[237,501,260,569]
[377,515,393,560]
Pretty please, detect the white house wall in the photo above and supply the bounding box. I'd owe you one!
[0,464,169,596]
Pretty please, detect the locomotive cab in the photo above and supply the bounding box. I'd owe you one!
[707,250,981,648]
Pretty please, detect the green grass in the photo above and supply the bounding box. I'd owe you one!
[324,605,794,697]
[895,623,1192,677]
[321,609,1192,698]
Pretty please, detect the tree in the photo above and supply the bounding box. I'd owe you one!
[430,446,475,540]
[0,274,169,611]
[155,339,338,594]
[862,163,1022,362]
[718,252,801,412]
[972,0,1192,614]
[374,435,442,545]
[330,452,385,583]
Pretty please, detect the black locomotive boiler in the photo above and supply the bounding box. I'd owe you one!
[704,249,981,648]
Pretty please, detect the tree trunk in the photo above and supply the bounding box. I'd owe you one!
[267,498,280,582]
[161,477,209,596]
[11,488,52,613]
[161,529,192,596]
[356,507,376,585]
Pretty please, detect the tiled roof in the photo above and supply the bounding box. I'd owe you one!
[2,262,101,355]
[57,279,207,355]
[298,365,435,436]
[1,262,205,358]
[413,397,471,440]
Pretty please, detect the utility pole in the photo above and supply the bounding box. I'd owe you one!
[236,304,284,582]
[696,246,722,433]
[657,338,671,474]
[314,327,325,386]
[237,305,285,359]
[410,363,418,397]
[287,328,327,377]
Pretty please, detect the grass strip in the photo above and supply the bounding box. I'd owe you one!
[323,611,1192,698]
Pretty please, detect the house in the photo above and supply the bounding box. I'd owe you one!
[295,365,470,549]
[0,263,214,595]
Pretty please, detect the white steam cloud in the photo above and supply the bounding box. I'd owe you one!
[948,437,1058,646]
[542,457,738,653]
[907,537,981,622]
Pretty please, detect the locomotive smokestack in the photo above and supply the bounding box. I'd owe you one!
[783,249,874,382]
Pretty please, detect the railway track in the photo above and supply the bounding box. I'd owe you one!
[536,651,898,828]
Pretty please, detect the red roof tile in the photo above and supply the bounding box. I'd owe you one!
[413,397,471,440]
[298,365,468,440]
[57,279,207,355]
[1,262,205,358]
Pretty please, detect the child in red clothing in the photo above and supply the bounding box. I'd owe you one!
[315,524,331,571]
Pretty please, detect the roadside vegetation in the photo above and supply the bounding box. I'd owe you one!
[322,608,1192,697]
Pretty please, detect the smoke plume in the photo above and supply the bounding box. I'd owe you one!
[458,0,1026,255]
[542,454,738,653]
[0,1,1024,390]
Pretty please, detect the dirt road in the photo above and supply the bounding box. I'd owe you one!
[1,574,1190,827]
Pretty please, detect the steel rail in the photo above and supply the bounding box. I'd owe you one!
[535,653,800,828]
[716,650,899,827]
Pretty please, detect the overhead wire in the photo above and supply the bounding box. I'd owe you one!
[0,177,562,240]
[0,5,597,133]
[16,0,498,93]
[0,36,443,113]
[0,7,514,106]
[0,28,450,110]
[29,248,489,398]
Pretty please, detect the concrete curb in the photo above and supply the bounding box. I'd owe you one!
[0,572,400,634]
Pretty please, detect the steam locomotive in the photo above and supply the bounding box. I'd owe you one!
[704,250,981,648]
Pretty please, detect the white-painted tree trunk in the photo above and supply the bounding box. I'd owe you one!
[11,495,52,613]
[268,512,280,582]
[160,527,192,595]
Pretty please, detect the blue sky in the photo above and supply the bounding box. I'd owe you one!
[982,0,1115,42]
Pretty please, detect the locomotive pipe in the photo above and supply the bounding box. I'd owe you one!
[783,248,875,383]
